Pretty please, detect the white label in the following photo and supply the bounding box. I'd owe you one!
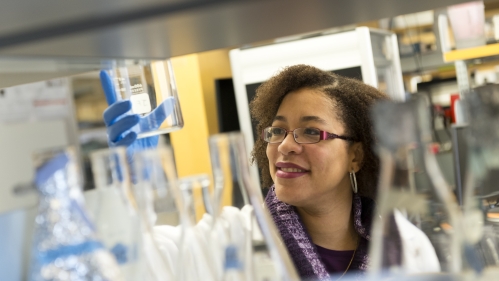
[0,78,70,123]
[130,93,152,114]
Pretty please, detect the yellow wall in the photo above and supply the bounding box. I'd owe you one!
[197,49,233,135]
[169,54,212,178]
[169,49,233,211]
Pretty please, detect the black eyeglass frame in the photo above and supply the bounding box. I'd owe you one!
[261,126,357,144]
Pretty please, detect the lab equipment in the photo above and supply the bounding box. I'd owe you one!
[177,174,262,281]
[369,96,463,275]
[461,84,499,270]
[208,132,300,281]
[29,147,123,281]
[128,145,179,280]
[177,175,218,281]
[101,60,183,139]
[100,70,174,157]
[88,147,144,280]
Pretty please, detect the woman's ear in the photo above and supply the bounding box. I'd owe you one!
[349,142,364,173]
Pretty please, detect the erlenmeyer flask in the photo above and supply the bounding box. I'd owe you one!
[462,84,499,271]
[133,145,217,281]
[178,174,212,223]
[29,147,123,281]
[176,173,231,280]
[128,146,178,280]
[88,147,144,280]
[369,96,462,275]
[177,175,218,281]
[208,132,300,281]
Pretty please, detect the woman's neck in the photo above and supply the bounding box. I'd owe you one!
[296,187,358,251]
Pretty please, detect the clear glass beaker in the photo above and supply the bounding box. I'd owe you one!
[106,60,184,138]
[29,147,123,281]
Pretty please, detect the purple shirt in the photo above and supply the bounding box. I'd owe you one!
[315,244,355,274]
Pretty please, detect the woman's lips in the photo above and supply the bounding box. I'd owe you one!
[275,162,309,178]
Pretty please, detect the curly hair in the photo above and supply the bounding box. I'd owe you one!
[250,64,389,199]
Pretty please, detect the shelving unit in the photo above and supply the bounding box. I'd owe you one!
[439,42,499,95]
[444,43,499,62]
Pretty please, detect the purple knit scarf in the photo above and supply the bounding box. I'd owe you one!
[265,186,374,280]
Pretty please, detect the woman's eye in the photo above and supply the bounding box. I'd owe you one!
[304,128,319,135]
[271,128,284,135]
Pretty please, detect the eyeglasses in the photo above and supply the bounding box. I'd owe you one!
[262,126,356,144]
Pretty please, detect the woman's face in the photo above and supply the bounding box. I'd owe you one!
[266,88,359,208]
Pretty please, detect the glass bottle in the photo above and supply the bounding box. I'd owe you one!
[29,148,123,281]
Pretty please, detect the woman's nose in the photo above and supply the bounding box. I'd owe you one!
[278,132,302,155]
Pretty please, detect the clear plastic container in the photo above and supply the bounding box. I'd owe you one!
[106,60,184,138]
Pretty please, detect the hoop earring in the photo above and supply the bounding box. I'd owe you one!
[349,169,358,194]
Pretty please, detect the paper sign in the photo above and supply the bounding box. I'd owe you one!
[0,78,70,123]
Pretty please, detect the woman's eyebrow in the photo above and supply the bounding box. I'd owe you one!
[273,115,287,122]
[273,115,328,124]
[300,116,328,124]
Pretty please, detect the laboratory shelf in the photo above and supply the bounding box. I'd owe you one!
[444,43,499,62]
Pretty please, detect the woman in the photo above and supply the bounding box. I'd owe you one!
[250,65,388,280]
[101,64,388,279]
